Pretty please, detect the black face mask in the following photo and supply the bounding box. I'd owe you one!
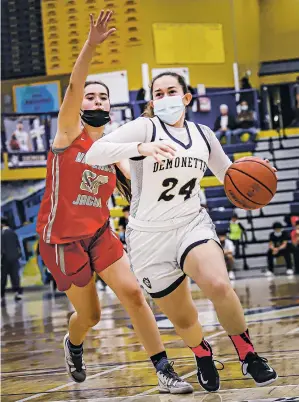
[81,110,111,127]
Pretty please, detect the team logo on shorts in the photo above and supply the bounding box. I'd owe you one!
[143,277,152,289]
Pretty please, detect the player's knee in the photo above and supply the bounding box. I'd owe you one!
[122,285,145,308]
[84,310,101,328]
[174,311,198,330]
[207,279,231,302]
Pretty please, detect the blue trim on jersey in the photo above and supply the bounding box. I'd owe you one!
[130,119,156,161]
[159,119,192,150]
[149,118,157,142]
[195,124,211,154]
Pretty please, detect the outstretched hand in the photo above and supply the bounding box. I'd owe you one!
[87,10,116,47]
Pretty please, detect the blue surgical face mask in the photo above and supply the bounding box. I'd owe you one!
[153,95,185,125]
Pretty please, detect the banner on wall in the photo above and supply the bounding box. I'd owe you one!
[13,81,61,113]
[3,115,51,168]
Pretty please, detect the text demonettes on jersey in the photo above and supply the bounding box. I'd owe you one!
[153,157,207,173]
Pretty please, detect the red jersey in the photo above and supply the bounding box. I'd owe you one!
[37,129,116,244]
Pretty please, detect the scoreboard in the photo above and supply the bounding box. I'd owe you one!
[1,0,46,80]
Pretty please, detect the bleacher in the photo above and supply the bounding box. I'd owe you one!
[206,134,299,271]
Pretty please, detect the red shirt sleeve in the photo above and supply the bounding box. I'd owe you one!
[291,230,297,243]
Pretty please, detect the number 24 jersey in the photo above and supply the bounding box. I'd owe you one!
[128,117,231,228]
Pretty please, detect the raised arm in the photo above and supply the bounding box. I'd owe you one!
[86,118,177,166]
[53,11,116,148]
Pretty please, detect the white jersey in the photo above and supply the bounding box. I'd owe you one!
[129,117,214,227]
[86,117,232,229]
[14,129,30,152]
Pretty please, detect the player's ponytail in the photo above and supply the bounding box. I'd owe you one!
[115,166,131,203]
[142,102,154,118]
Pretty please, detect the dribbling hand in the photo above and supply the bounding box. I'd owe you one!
[138,142,177,164]
[87,10,116,47]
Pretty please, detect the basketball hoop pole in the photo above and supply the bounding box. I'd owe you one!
[276,100,287,149]
[141,63,151,102]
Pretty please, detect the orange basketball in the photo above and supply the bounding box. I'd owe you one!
[224,156,277,210]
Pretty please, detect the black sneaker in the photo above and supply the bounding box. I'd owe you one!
[63,333,86,383]
[14,293,23,301]
[157,361,194,394]
[195,355,223,392]
[242,352,277,386]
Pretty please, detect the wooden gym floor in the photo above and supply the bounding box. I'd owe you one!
[1,275,299,402]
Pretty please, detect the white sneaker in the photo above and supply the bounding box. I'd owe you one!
[157,361,193,394]
[63,333,86,383]
[265,271,274,277]
[229,271,235,280]
[286,269,294,276]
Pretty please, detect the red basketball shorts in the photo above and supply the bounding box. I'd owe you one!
[39,222,124,291]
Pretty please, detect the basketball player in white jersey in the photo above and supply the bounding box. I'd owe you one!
[86,72,277,392]
[13,121,31,152]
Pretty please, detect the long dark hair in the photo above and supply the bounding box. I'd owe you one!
[143,72,189,117]
[84,80,131,203]
[115,166,131,203]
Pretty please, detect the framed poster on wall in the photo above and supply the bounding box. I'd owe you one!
[13,81,61,113]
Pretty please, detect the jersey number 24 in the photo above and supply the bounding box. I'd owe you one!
[158,178,197,202]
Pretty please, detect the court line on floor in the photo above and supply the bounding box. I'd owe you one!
[47,384,299,401]
[15,364,127,402]
[4,347,299,378]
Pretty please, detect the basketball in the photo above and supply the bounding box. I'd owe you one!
[224,156,277,210]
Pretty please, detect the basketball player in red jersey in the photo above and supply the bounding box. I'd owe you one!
[36,10,193,393]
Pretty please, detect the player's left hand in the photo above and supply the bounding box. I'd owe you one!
[87,10,116,47]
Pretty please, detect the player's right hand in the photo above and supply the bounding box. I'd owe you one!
[137,142,177,164]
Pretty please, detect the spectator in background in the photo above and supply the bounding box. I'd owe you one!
[118,206,129,230]
[266,222,293,277]
[214,104,236,144]
[291,220,299,274]
[240,76,254,111]
[218,232,236,280]
[229,213,247,258]
[234,101,258,143]
[1,217,23,306]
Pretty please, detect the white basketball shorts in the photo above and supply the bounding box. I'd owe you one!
[126,209,220,298]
